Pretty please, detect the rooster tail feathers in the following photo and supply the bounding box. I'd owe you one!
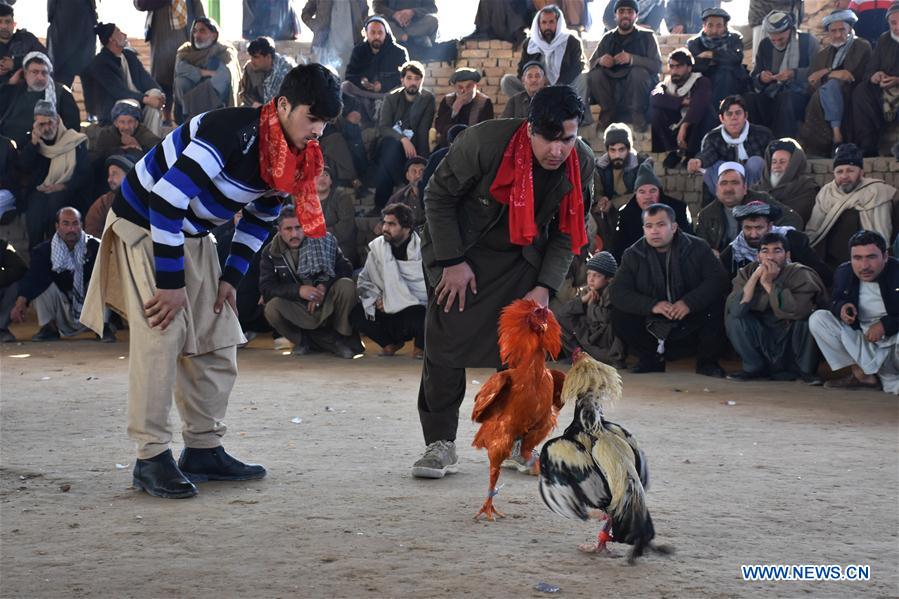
[611,478,655,560]
[561,353,622,406]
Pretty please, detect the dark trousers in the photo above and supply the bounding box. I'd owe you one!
[611,302,725,366]
[417,355,467,444]
[708,67,749,107]
[588,67,655,127]
[852,82,887,156]
[351,303,425,349]
[744,90,809,138]
[373,137,407,209]
[649,105,711,157]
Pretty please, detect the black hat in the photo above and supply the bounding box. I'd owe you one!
[450,68,482,84]
[105,154,136,173]
[95,22,116,45]
[732,200,782,222]
[701,7,730,22]
[615,0,639,12]
[767,138,798,156]
[586,251,618,277]
[521,61,546,75]
[833,143,864,170]
[633,161,662,190]
[603,122,632,149]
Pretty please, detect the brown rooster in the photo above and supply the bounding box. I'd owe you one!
[471,299,565,521]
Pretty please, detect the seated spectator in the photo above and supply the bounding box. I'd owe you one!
[418,123,465,198]
[806,143,899,271]
[0,52,79,147]
[666,1,726,35]
[695,162,802,253]
[0,238,27,342]
[687,7,749,106]
[602,0,664,32]
[18,101,90,248]
[610,203,730,377]
[800,10,872,156]
[745,10,819,139]
[10,207,113,342]
[588,0,662,131]
[351,202,427,357]
[88,99,160,181]
[469,0,529,47]
[372,0,438,52]
[810,230,899,393]
[87,22,165,134]
[373,60,434,211]
[260,205,362,358]
[537,0,591,31]
[851,6,899,157]
[752,138,819,223]
[238,36,295,108]
[851,0,893,46]
[720,201,832,285]
[242,0,301,41]
[316,165,359,267]
[386,156,427,227]
[301,0,368,76]
[555,251,625,366]
[434,68,494,148]
[688,95,772,194]
[342,17,408,126]
[501,61,547,119]
[500,6,587,113]
[650,48,715,169]
[591,123,650,250]
[0,3,46,86]
[319,97,370,189]
[174,17,240,122]
[85,154,134,239]
[725,231,828,382]
[611,161,693,260]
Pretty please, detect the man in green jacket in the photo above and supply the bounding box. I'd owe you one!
[412,86,595,479]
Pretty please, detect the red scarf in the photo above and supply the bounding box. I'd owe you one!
[258,100,326,237]
[489,122,587,254]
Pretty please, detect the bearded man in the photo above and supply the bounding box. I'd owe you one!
[752,138,819,223]
[173,17,240,122]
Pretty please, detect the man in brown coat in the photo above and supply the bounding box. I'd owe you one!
[752,138,819,224]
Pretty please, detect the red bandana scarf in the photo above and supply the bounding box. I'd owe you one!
[489,121,587,254]
[258,100,326,237]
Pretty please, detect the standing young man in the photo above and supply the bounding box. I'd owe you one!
[81,64,342,499]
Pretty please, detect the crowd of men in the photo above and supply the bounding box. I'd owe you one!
[1,0,898,397]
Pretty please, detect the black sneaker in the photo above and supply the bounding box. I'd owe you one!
[178,446,266,482]
[726,369,769,381]
[696,361,726,378]
[770,370,798,382]
[31,324,59,342]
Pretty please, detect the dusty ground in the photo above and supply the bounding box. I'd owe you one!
[1,327,897,599]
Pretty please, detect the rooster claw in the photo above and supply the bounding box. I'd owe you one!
[473,503,505,521]
[577,542,612,555]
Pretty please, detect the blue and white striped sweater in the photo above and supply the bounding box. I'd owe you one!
[112,106,285,289]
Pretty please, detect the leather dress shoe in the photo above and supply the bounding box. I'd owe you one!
[132,449,198,499]
[178,446,267,482]
[696,361,726,378]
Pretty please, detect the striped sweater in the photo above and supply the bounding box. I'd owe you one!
[111,106,286,290]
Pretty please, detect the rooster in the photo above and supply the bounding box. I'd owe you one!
[470,299,565,521]
[538,350,671,562]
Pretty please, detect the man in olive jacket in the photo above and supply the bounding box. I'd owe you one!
[412,86,595,480]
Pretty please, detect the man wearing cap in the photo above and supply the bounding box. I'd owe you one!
[173,17,240,122]
[386,156,428,228]
[434,67,494,148]
[556,251,625,366]
[86,22,165,134]
[720,200,832,284]
[88,99,161,180]
[611,161,693,260]
[373,60,434,211]
[372,0,439,53]
[588,0,662,131]
[800,10,872,156]
[695,161,803,253]
[806,143,899,270]
[501,6,587,110]
[0,52,80,147]
[851,3,899,158]
[650,48,715,169]
[343,17,409,126]
[238,36,296,109]
[601,0,666,32]
[748,0,800,60]
[725,230,827,383]
[0,3,46,87]
[745,10,819,139]
[666,1,727,35]
[19,101,90,249]
[501,61,548,119]
[85,154,134,239]
[687,6,750,105]
[752,138,819,223]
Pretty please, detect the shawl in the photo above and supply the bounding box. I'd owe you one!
[50,230,87,317]
[730,224,795,266]
[37,123,88,187]
[721,121,750,161]
[22,51,57,109]
[175,38,240,107]
[526,9,573,85]
[806,178,896,247]
[357,233,427,319]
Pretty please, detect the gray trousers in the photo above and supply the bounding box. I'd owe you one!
[33,284,89,336]
[725,308,819,376]
[818,79,844,128]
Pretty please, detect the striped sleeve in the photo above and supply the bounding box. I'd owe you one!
[222,193,284,288]
[148,133,226,289]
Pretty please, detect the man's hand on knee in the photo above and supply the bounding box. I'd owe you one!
[214,281,238,316]
[144,288,188,330]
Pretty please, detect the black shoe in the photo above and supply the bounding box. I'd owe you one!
[770,370,798,382]
[631,357,665,373]
[132,450,198,499]
[31,324,59,342]
[0,328,15,343]
[726,369,769,381]
[696,361,726,378]
[291,334,311,355]
[663,151,681,170]
[98,324,116,343]
[178,446,266,482]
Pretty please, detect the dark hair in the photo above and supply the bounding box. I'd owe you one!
[848,229,887,254]
[277,203,297,224]
[528,85,585,140]
[277,63,342,121]
[0,4,12,17]
[382,203,414,229]
[539,4,562,20]
[668,48,694,67]
[400,60,425,78]
[248,36,276,57]
[642,203,676,223]
[718,94,746,116]
[55,206,82,224]
[759,232,790,252]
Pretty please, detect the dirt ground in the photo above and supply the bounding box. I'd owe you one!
[1,327,897,599]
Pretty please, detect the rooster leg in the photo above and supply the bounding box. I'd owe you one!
[473,464,505,521]
[577,514,614,554]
